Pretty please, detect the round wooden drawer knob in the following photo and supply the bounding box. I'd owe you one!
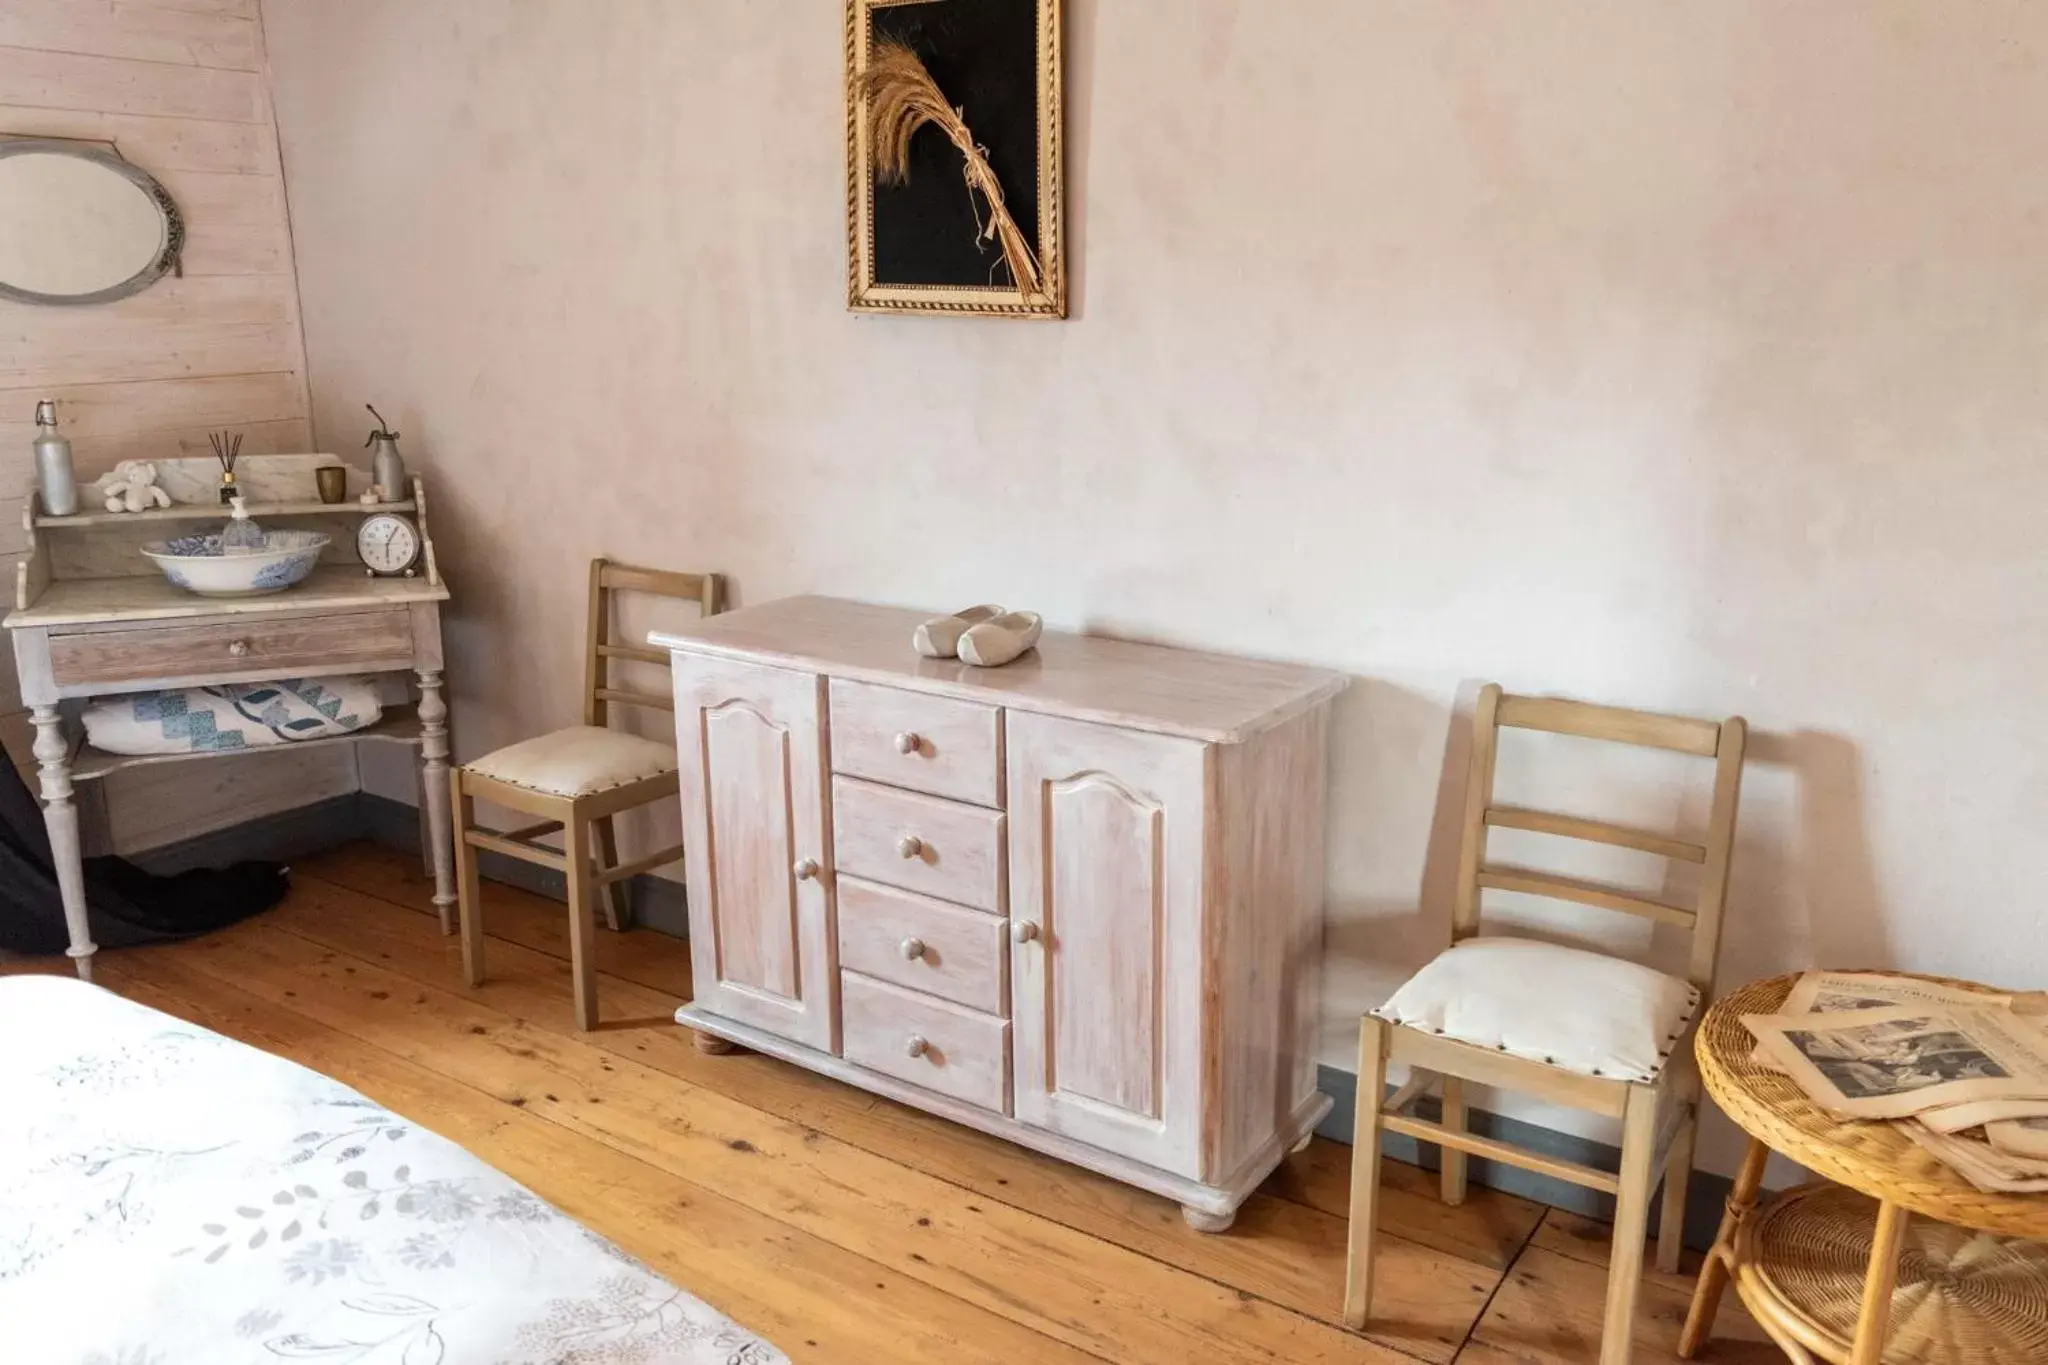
[900,937,926,961]
[896,835,924,859]
[792,857,820,881]
[905,1035,929,1059]
[227,639,251,657]
[1012,920,1039,944]
[895,731,921,755]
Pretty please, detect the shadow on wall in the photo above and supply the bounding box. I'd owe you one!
[1321,677,1483,1024]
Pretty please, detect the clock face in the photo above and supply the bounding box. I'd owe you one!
[356,513,420,575]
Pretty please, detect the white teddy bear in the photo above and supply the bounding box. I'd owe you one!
[101,460,174,513]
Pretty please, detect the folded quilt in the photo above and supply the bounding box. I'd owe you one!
[83,674,384,755]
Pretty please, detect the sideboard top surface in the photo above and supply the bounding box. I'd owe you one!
[650,595,1347,743]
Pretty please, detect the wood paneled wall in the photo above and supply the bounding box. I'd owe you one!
[0,0,309,499]
[0,0,321,843]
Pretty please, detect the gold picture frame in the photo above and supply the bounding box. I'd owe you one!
[845,0,1066,319]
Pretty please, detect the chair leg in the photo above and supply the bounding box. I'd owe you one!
[1343,1014,1392,1330]
[564,816,599,1031]
[1658,1077,1701,1275]
[1601,1083,1661,1365]
[451,771,485,987]
[1439,1075,1470,1207]
[594,814,630,932]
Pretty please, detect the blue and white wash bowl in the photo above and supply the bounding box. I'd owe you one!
[141,530,331,597]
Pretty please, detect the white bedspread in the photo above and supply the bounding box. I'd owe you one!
[0,975,785,1365]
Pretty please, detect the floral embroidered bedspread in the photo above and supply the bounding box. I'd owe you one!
[0,976,785,1365]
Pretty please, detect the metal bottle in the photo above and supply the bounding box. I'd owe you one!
[33,399,78,517]
[365,404,407,502]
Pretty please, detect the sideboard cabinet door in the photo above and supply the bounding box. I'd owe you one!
[672,656,837,1053]
[1007,712,1209,1177]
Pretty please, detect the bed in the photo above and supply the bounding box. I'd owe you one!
[0,974,786,1365]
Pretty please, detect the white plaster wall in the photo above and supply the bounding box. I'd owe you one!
[260,0,2048,1175]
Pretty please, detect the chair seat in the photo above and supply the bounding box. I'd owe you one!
[464,725,676,799]
[1372,936,1702,1084]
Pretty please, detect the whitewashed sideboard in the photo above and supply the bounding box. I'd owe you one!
[652,596,1345,1229]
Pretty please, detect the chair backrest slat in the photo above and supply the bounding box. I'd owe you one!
[1494,694,1720,757]
[1484,806,1706,864]
[594,686,675,713]
[595,643,669,666]
[1455,683,1747,994]
[584,557,725,727]
[1474,866,1696,929]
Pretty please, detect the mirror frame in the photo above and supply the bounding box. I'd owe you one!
[0,138,184,307]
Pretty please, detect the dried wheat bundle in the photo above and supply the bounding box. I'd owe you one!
[863,39,1045,299]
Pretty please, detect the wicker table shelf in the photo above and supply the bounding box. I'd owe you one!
[1679,973,2048,1365]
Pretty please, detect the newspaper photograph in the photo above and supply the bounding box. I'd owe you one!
[1743,1004,2048,1119]
[1987,1115,2048,1161]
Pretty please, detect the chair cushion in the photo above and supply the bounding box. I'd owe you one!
[464,725,675,799]
[1372,936,1702,1083]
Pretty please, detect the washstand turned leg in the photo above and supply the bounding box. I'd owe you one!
[416,669,458,934]
[31,705,96,981]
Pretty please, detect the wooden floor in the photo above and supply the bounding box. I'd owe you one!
[7,842,1781,1365]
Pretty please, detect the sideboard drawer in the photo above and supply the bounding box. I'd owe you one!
[832,775,1005,913]
[837,875,1006,1014]
[841,971,1010,1113]
[48,608,417,688]
[829,678,1001,806]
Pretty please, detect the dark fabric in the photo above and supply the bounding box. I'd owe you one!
[0,754,288,955]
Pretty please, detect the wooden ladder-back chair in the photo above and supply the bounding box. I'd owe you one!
[451,559,723,1030]
[1344,685,1746,1365]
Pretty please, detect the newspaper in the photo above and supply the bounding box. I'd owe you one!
[1917,1095,2048,1134]
[1748,972,2013,1070]
[1742,1004,2048,1120]
[1987,1116,2048,1161]
[1780,971,2013,1015]
[1905,1120,2048,1194]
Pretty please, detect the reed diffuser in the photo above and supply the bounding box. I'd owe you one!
[209,429,244,504]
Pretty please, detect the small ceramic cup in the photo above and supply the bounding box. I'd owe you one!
[314,465,348,504]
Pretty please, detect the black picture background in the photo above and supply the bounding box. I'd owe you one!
[868,0,1042,289]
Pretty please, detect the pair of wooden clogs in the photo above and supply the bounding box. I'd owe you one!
[913,604,1043,667]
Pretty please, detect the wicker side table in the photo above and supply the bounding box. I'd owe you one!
[1679,973,2048,1365]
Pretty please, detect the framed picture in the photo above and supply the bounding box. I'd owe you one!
[844,0,1066,319]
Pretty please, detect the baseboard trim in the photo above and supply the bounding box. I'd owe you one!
[129,793,371,876]
[1315,1063,1730,1251]
[357,794,690,940]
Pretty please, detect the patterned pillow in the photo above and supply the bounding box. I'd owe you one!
[83,676,384,756]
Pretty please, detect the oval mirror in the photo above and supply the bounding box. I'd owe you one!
[0,140,182,306]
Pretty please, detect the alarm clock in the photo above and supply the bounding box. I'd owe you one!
[356,512,422,577]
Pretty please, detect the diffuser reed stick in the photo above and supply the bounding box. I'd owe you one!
[209,429,244,504]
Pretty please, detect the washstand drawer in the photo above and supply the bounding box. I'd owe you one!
[837,876,1006,1014]
[832,775,1004,913]
[48,608,417,688]
[829,678,1002,806]
[841,971,1010,1113]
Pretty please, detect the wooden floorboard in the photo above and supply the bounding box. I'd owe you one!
[14,842,1774,1365]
